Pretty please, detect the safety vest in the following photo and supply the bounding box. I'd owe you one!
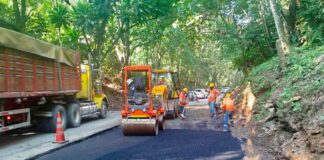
[178,91,187,106]
[222,97,235,112]
[208,88,219,102]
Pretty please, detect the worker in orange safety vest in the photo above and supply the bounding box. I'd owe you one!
[178,87,188,119]
[207,82,220,118]
[222,92,236,131]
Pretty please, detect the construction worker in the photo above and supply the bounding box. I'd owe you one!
[178,87,188,118]
[126,79,135,97]
[222,92,235,131]
[158,76,167,85]
[207,82,220,118]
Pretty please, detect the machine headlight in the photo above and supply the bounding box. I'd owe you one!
[131,108,135,112]
[142,108,147,112]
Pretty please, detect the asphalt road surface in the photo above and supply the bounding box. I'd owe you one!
[37,101,244,160]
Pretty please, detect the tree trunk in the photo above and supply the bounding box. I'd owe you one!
[20,0,26,30]
[269,0,290,71]
[124,33,131,66]
[120,18,131,67]
[12,0,21,29]
[94,17,109,68]
[12,0,27,32]
[145,47,149,65]
[259,0,274,53]
[275,39,286,71]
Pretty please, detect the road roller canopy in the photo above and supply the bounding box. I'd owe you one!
[152,69,176,73]
[123,65,152,96]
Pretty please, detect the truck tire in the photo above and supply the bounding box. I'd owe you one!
[98,100,108,119]
[66,103,81,128]
[41,104,67,132]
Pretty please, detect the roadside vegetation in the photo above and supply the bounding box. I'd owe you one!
[250,46,323,120]
[239,46,324,159]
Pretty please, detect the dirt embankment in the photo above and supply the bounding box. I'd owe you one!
[103,84,123,111]
[232,48,324,160]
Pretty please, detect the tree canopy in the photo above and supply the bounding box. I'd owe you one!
[0,0,323,88]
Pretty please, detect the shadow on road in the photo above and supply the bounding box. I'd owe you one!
[38,104,244,160]
[97,129,244,160]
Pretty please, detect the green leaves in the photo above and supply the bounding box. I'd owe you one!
[1,0,322,88]
[72,2,96,33]
[49,4,71,29]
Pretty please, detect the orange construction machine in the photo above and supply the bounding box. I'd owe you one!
[121,65,165,136]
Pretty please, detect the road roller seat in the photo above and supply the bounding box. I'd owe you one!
[132,92,149,105]
[128,76,148,105]
[134,76,145,91]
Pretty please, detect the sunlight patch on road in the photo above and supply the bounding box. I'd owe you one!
[186,105,209,110]
[196,151,243,160]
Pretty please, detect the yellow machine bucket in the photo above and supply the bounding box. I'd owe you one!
[152,85,168,96]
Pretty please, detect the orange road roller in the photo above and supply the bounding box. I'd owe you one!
[121,65,165,136]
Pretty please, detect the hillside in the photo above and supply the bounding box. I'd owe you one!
[235,46,324,159]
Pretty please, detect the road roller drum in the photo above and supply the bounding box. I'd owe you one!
[121,118,158,136]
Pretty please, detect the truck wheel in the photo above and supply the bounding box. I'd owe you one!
[42,104,67,132]
[98,101,108,119]
[66,103,81,128]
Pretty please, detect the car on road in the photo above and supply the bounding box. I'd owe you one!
[187,91,198,101]
[194,89,208,99]
[221,87,231,93]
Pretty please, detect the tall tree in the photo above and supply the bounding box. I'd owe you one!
[72,0,116,68]
[48,3,70,45]
[12,0,27,32]
[269,0,290,70]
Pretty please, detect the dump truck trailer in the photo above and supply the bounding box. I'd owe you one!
[0,27,108,133]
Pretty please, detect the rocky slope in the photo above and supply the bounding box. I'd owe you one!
[235,46,324,159]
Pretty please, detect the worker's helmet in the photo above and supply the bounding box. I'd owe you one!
[183,87,188,93]
[209,82,216,88]
[225,92,232,98]
[126,79,133,86]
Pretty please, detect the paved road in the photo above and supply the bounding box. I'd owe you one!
[38,102,244,160]
[0,111,120,160]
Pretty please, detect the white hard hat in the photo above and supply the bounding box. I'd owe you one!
[126,79,133,86]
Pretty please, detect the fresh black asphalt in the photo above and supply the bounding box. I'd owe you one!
[38,124,244,160]
[38,101,244,160]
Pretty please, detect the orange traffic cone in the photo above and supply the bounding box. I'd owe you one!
[55,112,68,144]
